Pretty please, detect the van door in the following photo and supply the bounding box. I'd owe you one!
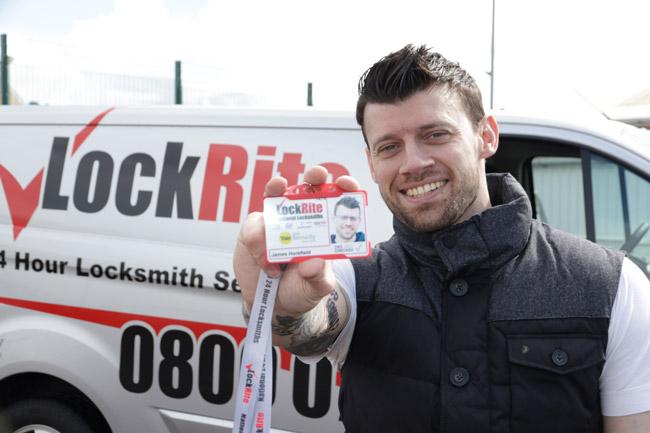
[489,135,650,279]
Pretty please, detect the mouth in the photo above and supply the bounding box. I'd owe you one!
[404,180,447,198]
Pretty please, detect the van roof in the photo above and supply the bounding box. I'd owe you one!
[1,105,649,161]
[0,105,361,130]
[495,110,650,165]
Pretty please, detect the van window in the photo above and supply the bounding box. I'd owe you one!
[529,153,650,278]
[591,154,650,273]
[531,156,586,237]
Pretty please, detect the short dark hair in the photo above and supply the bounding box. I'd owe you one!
[335,196,360,214]
[356,44,485,141]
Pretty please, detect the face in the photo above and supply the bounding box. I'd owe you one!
[334,205,361,242]
[364,86,498,232]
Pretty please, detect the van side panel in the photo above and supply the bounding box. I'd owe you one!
[0,109,394,433]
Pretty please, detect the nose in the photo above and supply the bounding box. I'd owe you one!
[399,140,434,175]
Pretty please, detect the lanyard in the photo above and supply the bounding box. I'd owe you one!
[233,269,283,433]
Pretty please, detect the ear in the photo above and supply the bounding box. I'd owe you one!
[365,147,378,183]
[478,115,499,159]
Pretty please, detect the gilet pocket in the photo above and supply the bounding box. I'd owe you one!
[507,334,605,433]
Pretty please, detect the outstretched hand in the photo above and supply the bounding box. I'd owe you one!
[234,166,358,352]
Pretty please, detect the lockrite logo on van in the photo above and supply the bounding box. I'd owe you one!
[0,108,115,240]
[0,108,350,241]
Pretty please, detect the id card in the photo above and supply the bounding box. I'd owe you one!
[264,183,370,263]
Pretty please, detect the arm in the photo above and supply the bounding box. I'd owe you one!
[604,411,650,433]
[600,258,650,430]
[241,262,352,357]
[271,281,351,356]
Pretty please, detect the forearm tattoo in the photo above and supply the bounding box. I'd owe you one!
[273,284,350,357]
[326,289,340,329]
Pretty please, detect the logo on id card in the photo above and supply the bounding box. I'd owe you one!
[264,183,370,263]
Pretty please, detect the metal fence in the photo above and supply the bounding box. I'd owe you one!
[8,63,178,105]
[4,62,290,107]
[1,34,8,105]
[0,34,312,107]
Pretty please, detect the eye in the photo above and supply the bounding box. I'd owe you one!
[429,131,448,139]
[425,130,451,144]
[376,143,399,156]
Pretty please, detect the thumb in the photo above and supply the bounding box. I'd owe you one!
[298,258,336,303]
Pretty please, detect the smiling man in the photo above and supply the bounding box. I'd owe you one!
[234,45,650,433]
[331,196,365,244]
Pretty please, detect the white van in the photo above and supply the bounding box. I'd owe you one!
[0,106,649,433]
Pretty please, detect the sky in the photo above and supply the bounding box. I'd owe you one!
[1,0,649,116]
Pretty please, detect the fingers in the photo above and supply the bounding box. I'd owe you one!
[265,176,288,196]
[303,166,329,186]
[240,213,283,275]
[266,166,360,196]
[335,175,360,191]
[234,212,283,306]
[304,166,359,193]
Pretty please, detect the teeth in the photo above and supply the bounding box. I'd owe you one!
[406,181,446,198]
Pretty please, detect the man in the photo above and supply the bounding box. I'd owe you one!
[234,45,650,432]
[331,196,365,243]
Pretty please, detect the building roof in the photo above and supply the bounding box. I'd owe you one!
[606,88,650,129]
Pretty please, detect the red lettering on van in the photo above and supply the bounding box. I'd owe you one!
[0,167,44,240]
[276,153,305,186]
[0,108,116,240]
[198,144,248,223]
[72,108,116,155]
[247,146,276,213]
[1,108,353,240]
